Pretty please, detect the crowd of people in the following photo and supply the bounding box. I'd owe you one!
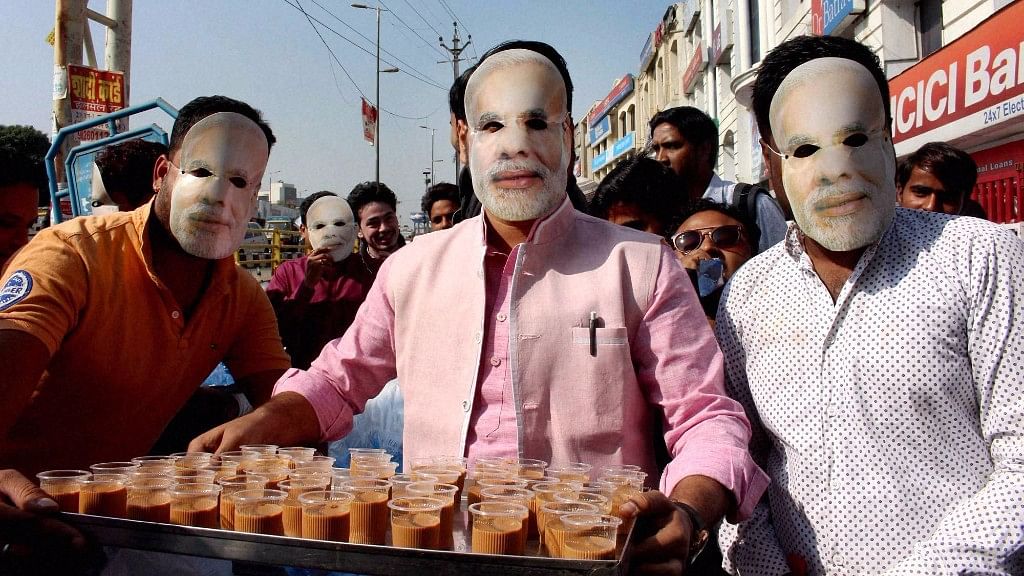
[0,33,1020,576]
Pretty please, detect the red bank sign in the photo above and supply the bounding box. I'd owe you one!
[889,2,1024,149]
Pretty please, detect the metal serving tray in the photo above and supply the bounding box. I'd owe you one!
[62,507,633,575]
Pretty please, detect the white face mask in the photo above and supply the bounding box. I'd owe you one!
[306,195,356,262]
[167,112,269,259]
[90,162,116,211]
[768,57,896,252]
[465,52,570,222]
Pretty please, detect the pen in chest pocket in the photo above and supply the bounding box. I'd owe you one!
[589,311,598,357]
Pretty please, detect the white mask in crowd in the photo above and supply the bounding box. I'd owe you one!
[768,57,896,252]
[166,112,268,259]
[89,162,118,214]
[465,49,570,222]
[306,195,356,262]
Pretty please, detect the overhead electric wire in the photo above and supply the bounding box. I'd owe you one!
[283,0,445,121]
[402,0,445,41]
[437,0,469,36]
[289,0,367,100]
[307,0,447,88]
[282,0,447,91]
[376,0,448,59]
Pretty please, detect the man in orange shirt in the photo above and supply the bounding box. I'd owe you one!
[0,96,290,572]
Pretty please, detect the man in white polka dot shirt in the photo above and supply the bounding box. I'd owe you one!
[716,36,1024,575]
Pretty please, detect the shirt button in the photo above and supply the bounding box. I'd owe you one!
[474,332,482,344]
[171,311,180,319]
[490,357,501,367]
[461,400,470,412]
[496,312,507,322]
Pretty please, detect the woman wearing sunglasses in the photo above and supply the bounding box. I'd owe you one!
[667,199,754,325]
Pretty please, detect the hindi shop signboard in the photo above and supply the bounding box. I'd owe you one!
[682,43,707,94]
[589,116,612,146]
[66,65,125,141]
[589,75,634,128]
[889,1,1024,154]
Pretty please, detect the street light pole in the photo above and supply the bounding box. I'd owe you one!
[418,125,436,186]
[352,3,395,189]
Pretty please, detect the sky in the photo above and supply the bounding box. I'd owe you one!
[1,1,670,225]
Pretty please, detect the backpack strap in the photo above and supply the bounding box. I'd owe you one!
[732,182,763,251]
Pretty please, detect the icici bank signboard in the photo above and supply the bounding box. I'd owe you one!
[889,2,1024,153]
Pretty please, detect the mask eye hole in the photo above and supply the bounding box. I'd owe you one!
[314,224,326,230]
[334,220,347,227]
[229,177,248,189]
[525,119,549,130]
[792,144,819,159]
[481,121,503,133]
[189,168,213,178]
[843,133,869,148]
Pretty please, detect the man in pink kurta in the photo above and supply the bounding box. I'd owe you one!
[193,41,767,572]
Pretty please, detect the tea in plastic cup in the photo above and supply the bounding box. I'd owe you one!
[169,483,221,528]
[429,456,468,496]
[514,458,549,480]
[278,447,317,467]
[545,463,592,483]
[480,486,534,536]
[36,470,90,512]
[232,489,287,535]
[389,473,436,499]
[407,482,458,549]
[538,501,600,557]
[130,456,178,474]
[555,490,612,515]
[242,461,290,489]
[340,478,392,545]
[296,455,335,471]
[170,468,217,485]
[239,444,279,455]
[596,475,644,533]
[299,490,355,541]
[90,462,140,475]
[469,501,530,555]
[218,450,260,471]
[217,474,267,530]
[557,514,622,560]
[169,452,214,470]
[348,448,389,475]
[198,462,239,482]
[289,468,333,484]
[126,476,173,522]
[350,460,398,480]
[330,468,351,489]
[388,496,444,550]
[278,477,330,537]
[79,474,128,518]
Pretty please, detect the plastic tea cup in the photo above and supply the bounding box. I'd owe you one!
[388,496,444,550]
[469,501,530,555]
[299,490,355,542]
[36,470,90,512]
[232,489,287,535]
[406,482,458,549]
[126,476,173,522]
[79,474,128,518]
[168,483,221,528]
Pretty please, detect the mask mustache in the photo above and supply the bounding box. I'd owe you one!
[186,205,232,226]
[807,184,875,211]
[486,160,552,183]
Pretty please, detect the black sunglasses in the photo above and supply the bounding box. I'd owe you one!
[671,225,746,254]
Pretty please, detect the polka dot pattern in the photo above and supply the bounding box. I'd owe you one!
[715,209,1024,575]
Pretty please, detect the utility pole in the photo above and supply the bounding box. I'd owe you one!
[439,22,470,181]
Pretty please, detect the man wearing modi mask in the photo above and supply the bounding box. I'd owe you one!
[715,37,1024,575]
[267,192,373,370]
[192,42,767,573]
[0,95,291,477]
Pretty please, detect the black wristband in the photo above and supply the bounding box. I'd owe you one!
[671,500,710,563]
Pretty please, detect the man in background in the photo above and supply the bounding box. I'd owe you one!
[896,141,978,216]
[0,125,47,270]
[421,182,460,231]
[649,107,787,253]
[91,139,167,213]
[347,181,405,277]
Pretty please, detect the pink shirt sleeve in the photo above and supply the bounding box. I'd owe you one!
[273,259,398,441]
[635,246,769,521]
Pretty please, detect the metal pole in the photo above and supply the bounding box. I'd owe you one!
[374,6,380,188]
[53,0,87,186]
[430,128,435,186]
[105,0,132,114]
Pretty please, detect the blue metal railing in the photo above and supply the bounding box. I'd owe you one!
[46,98,178,223]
